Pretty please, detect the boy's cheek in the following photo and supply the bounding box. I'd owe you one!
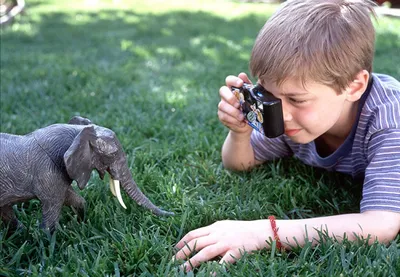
[295,110,320,127]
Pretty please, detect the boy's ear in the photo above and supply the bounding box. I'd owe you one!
[345,70,369,102]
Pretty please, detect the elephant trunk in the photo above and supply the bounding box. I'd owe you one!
[121,178,174,216]
[107,155,173,216]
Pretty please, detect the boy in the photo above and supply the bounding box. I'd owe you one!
[174,0,400,271]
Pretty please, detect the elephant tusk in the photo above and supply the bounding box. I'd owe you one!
[109,178,117,196]
[113,179,127,209]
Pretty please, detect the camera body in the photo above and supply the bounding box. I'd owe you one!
[231,83,284,138]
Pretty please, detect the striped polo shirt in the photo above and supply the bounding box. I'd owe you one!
[251,73,400,213]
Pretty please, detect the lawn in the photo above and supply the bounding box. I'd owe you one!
[1,0,399,276]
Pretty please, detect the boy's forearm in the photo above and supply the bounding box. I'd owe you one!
[221,131,256,171]
[270,211,400,249]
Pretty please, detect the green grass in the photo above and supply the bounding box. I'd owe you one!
[1,0,400,276]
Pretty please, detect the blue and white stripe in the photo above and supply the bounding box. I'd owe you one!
[251,73,400,213]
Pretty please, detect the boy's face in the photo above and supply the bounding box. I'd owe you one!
[260,78,352,144]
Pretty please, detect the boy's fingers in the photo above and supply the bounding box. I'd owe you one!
[219,86,240,108]
[218,101,244,122]
[219,250,238,265]
[238,72,252,84]
[175,226,211,249]
[218,111,246,129]
[225,75,244,88]
[181,243,226,272]
[174,235,218,260]
[173,247,191,262]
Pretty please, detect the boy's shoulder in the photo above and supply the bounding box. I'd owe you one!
[373,73,400,92]
[361,73,400,133]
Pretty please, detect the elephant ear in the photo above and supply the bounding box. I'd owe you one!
[64,126,96,190]
[68,116,93,125]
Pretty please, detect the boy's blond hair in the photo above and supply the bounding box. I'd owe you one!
[250,0,377,92]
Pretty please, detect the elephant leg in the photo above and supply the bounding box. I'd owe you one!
[64,187,86,221]
[0,205,24,232]
[40,200,64,233]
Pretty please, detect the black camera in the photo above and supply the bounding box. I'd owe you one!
[231,83,284,138]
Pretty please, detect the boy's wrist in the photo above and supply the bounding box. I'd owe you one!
[254,219,277,250]
[229,129,252,142]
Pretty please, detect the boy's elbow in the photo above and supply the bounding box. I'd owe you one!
[363,210,400,243]
[222,160,250,171]
[376,226,399,243]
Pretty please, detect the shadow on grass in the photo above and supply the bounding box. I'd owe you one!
[1,9,399,133]
[2,9,399,131]
[0,9,262,77]
[0,10,266,138]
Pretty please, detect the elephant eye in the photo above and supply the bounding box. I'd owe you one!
[95,138,118,155]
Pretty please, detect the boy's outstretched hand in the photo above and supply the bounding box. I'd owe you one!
[218,73,253,135]
[173,220,271,271]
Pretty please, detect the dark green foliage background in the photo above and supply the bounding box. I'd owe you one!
[1,1,399,276]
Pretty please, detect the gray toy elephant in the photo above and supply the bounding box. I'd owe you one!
[0,116,173,233]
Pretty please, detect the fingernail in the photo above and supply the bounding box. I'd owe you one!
[234,102,240,109]
[238,114,244,121]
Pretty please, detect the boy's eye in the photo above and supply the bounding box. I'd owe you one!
[289,98,308,104]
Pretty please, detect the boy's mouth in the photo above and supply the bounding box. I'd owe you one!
[284,129,301,136]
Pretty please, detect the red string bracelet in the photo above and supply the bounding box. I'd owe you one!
[268,215,282,251]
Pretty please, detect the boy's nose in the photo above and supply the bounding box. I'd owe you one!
[283,111,293,122]
[282,103,293,122]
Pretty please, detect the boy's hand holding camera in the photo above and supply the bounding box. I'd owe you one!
[219,71,284,139]
[218,72,269,170]
[218,73,253,135]
[218,73,260,171]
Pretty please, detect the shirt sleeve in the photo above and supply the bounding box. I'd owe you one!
[361,128,400,213]
[250,130,293,162]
